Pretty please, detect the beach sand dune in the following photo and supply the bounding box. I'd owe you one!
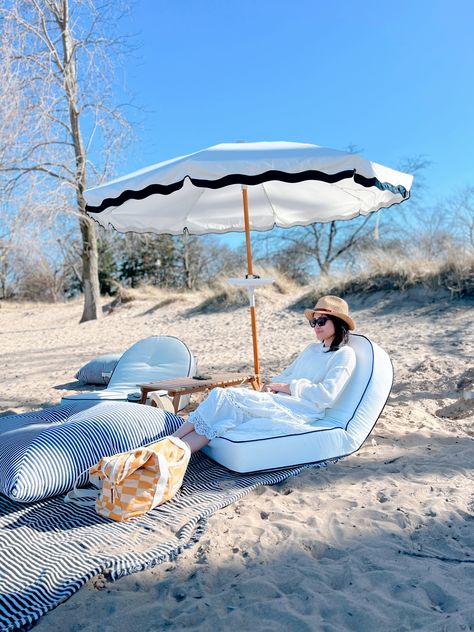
[1,287,473,631]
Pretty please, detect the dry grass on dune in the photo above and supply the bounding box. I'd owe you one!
[351,248,474,295]
[187,282,248,313]
[292,249,474,311]
[186,267,300,314]
[94,268,298,317]
[1,252,472,315]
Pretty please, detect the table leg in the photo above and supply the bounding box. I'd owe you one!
[172,393,181,414]
[139,389,149,405]
[250,376,260,391]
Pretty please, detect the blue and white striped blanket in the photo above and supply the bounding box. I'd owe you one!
[0,452,327,631]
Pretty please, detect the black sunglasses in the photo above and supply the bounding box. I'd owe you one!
[309,316,331,328]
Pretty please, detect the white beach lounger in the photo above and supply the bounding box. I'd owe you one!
[202,334,393,472]
[62,336,197,411]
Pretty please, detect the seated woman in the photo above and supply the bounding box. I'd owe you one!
[173,295,356,453]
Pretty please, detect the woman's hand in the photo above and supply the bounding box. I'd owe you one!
[264,382,291,394]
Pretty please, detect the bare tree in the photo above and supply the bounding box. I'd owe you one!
[0,0,132,321]
[14,245,69,301]
[447,186,474,248]
[259,215,373,277]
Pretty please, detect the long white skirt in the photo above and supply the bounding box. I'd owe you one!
[188,387,318,440]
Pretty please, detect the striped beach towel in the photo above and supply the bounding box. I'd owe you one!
[0,452,333,631]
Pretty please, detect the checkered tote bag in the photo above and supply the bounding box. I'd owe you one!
[90,436,191,522]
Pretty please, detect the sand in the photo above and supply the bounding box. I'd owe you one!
[1,286,473,631]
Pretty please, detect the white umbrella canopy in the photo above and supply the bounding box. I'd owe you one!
[85,141,413,384]
[86,141,413,234]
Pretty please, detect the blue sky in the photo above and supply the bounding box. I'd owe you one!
[113,0,473,208]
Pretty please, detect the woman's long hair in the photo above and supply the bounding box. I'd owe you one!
[327,316,350,352]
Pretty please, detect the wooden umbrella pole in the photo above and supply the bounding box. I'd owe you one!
[242,186,261,388]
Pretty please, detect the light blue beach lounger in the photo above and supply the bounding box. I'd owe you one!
[203,334,393,472]
[62,335,197,411]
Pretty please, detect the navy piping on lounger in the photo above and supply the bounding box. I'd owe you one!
[215,334,394,467]
[212,335,395,473]
[240,361,395,474]
[85,170,410,215]
[219,333,375,444]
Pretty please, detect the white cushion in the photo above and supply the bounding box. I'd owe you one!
[62,336,197,411]
[202,334,393,472]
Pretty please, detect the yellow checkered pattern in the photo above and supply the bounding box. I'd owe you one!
[90,437,190,522]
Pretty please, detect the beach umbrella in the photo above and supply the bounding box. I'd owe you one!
[85,141,413,385]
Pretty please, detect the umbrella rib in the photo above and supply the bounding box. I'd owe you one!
[181,186,208,233]
[329,179,380,211]
[261,182,278,227]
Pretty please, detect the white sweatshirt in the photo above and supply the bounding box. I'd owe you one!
[272,342,356,417]
[190,342,357,438]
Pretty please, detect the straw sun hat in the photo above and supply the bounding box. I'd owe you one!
[304,295,355,331]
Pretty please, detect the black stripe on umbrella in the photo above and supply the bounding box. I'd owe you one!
[86,168,410,215]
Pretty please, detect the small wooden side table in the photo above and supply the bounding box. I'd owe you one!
[138,372,259,413]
